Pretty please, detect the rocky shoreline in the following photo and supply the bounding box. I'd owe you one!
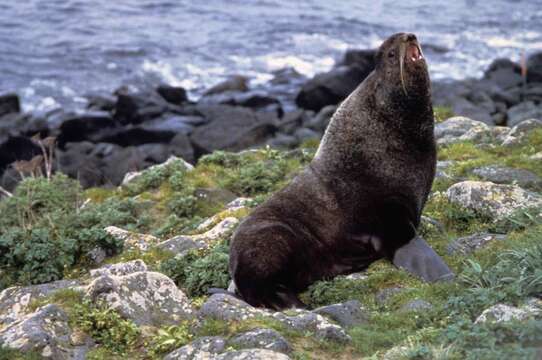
[1,49,541,191]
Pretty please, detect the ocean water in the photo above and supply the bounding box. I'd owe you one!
[0,0,541,113]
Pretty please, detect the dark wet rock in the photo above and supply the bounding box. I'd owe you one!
[400,299,433,312]
[164,336,226,360]
[142,115,202,135]
[483,58,522,89]
[57,111,116,148]
[431,82,471,107]
[157,85,188,105]
[204,75,249,96]
[449,97,493,125]
[524,84,542,103]
[216,349,291,360]
[56,141,108,188]
[305,105,336,132]
[85,269,194,326]
[339,49,376,70]
[293,127,320,143]
[0,304,89,360]
[228,328,291,353]
[85,93,117,112]
[507,101,542,127]
[0,93,21,117]
[199,294,350,342]
[314,300,368,328]
[114,92,168,125]
[295,65,368,112]
[375,287,406,305]
[266,133,298,148]
[0,280,80,326]
[472,165,542,190]
[170,132,196,164]
[467,91,496,115]
[190,105,277,155]
[270,67,305,85]
[447,233,507,255]
[527,51,542,83]
[0,136,42,173]
[277,110,312,135]
[94,127,177,146]
[0,113,49,143]
[446,181,542,221]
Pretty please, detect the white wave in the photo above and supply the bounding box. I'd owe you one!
[142,59,184,87]
[291,33,350,52]
[259,54,334,77]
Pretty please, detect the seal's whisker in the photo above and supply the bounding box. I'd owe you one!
[399,43,408,95]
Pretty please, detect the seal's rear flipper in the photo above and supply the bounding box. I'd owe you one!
[392,236,454,282]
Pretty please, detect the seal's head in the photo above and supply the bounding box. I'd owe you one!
[375,33,429,97]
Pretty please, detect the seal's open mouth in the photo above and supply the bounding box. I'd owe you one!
[407,43,423,62]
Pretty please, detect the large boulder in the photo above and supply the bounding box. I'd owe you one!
[228,328,291,354]
[472,165,542,190]
[190,105,277,155]
[164,336,226,360]
[475,299,542,324]
[449,98,493,125]
[446,181,542,221]
[0,93,21,117]
[114,91,168,125]
[0,136,42,174]
[156,85,188,105]
[199,294,350,343]
[216,349,291,360]
[0,280,80,326]
[339,49,376,70]
[527,51,542,83]
[483,58,523,89]
[295,65,368,112]
[0,304,88,360]
[501,119,542,146]
[506,101,542,127]
[434,116,499,145]
[56,112,116,148]
[85,265,194,326]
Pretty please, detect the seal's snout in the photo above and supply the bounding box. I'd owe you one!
[403,34,423,63]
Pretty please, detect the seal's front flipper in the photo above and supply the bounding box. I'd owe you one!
[392,236,454,282]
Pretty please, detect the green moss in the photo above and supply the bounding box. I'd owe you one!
[0,347,42,360]
[27,288,83,314]
[433,106,454,123]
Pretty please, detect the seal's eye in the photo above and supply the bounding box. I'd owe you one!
[388,50,395,58]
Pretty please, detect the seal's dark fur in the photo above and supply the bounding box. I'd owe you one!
[229,33,437,309]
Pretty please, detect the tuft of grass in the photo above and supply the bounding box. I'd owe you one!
[433,106,454,123]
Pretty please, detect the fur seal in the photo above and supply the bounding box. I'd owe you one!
[229,33,453,310]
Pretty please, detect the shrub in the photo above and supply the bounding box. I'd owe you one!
[75,301,140,354]
[160,242,230,297]
[147,323,193,356]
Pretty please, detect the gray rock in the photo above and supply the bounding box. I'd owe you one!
[86,247,107,265]
[475,301,542,324]
[104,226,160,252]
[446,181,542,220]
[306,105,337,132]
[375,287,406,305]
[314,300,368,328]
[229,328,291,353]
[164,336,226,360]
[400,299,433,312]
[507,101,542,127]
[472,165,542,190]
[267,133,298,149]
[216,349,291,360]
[434,116,494,145]
[450,98,493,125]
[157,217,238,254]
[170,132,196,164]
[204,75,249,96]
[0,93,21,117]
[199,294,350,343]
[0,280,80,325]
[122,155,194,186]
[85,271,194,326]
[293,127,320,143]
[0,304,88,359]
[89,259,148,278]
[501,119,542,146]
[447,233,507,255]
